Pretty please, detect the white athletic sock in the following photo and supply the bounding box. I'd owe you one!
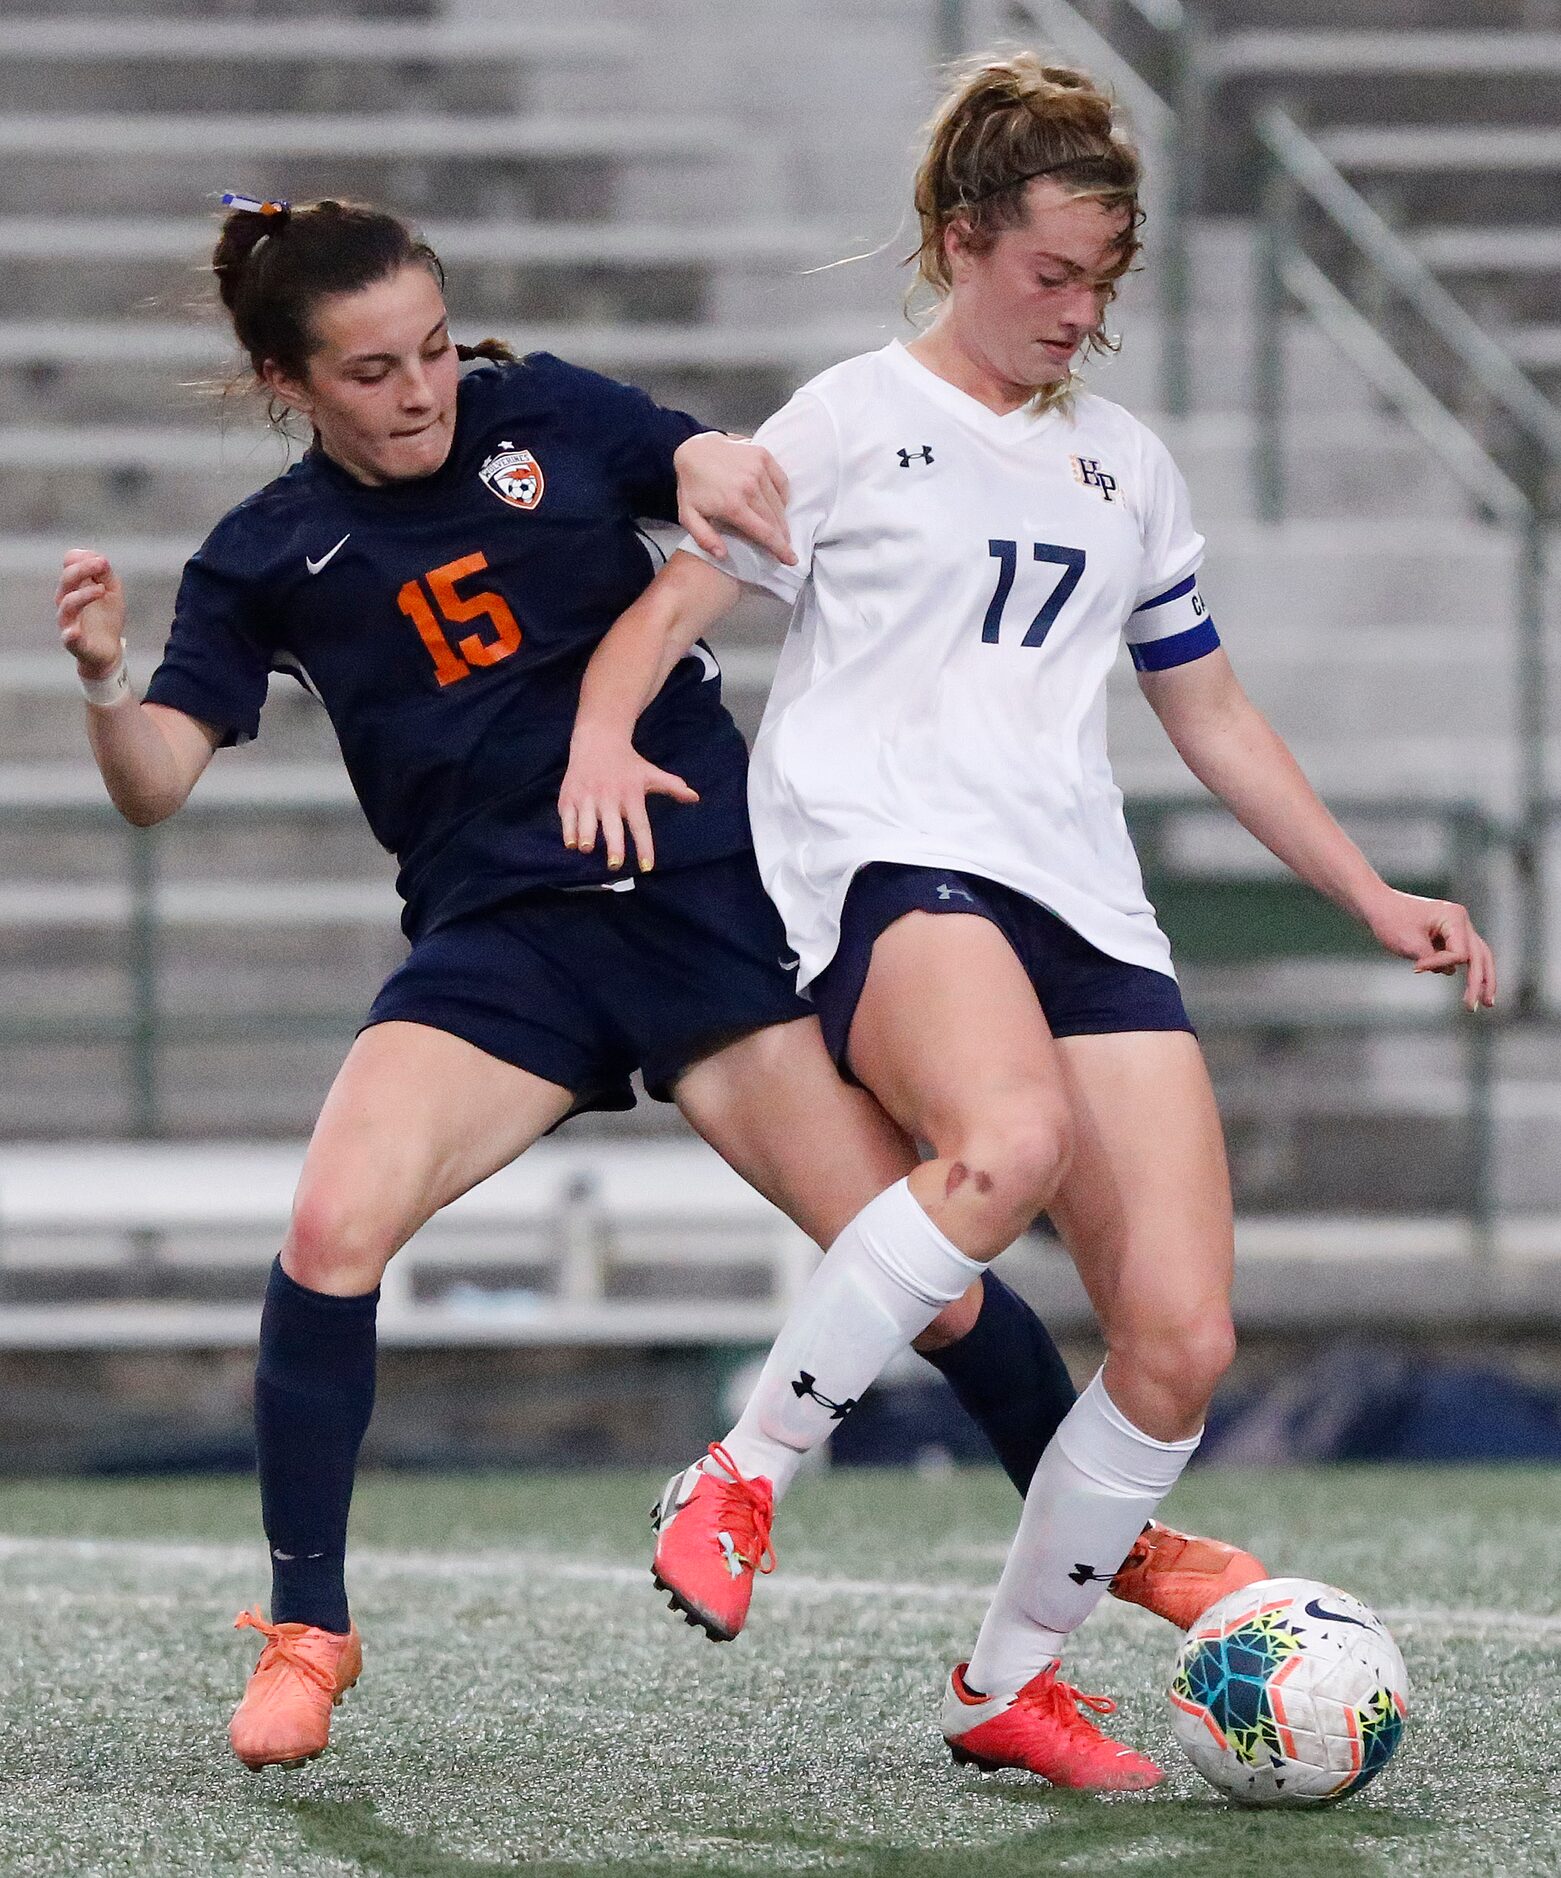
[718,1178,983,1496]
[964,1367,1201,1698]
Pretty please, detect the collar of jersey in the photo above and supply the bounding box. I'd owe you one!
[885,340,1060,440]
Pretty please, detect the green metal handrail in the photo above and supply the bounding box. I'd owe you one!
[0,791,382,1135]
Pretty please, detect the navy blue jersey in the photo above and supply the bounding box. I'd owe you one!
[145,354,753,937]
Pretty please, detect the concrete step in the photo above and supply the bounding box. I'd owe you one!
[0,128,734,224]
[0,217,876,327]
[0,111,737,164]
[0,15,633,68]
[1194,2,1542,32]
[1108,720,1540,817]
[1307,123,1561,226]
[0,316,888,436]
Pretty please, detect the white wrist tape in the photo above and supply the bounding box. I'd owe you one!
[81,641,131,708]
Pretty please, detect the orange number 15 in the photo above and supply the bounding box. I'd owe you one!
[397,552,522,687]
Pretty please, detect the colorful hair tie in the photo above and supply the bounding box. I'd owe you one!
[220,191,290,218]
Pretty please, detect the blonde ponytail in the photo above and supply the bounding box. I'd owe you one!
[910,52,1143,402]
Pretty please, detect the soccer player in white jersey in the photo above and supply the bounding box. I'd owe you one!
[559,55,1496,1788]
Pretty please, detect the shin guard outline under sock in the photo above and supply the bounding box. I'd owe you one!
[718,1178,984,1495]
[964,1367,1201,1697]
[254,1255,378,1633]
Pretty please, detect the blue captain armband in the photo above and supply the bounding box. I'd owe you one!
[1126,573,1221,672]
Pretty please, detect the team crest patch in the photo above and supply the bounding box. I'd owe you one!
[1071,454,1118,501]
[479,441,545,511]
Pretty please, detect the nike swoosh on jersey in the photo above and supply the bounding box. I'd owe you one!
[306,534,351,575]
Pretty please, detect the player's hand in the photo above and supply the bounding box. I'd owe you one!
[1364,887,1496,1011]
[558,729,699,873]
[56,549,126,679]
[673,433,796,567]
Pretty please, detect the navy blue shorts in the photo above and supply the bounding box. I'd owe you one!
[812,863,1193,1084]
[364,851,811,1118]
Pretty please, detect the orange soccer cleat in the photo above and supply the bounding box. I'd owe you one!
[228,1606,362,1771]
[650,1441,776,1642]
[942,1661,1163,1790]
[1109,1519,1268,1632]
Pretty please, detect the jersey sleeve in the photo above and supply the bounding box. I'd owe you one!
[142,531,273,745]
[676,389,839,603]
[1123,427,1218,673]
[524,352,708,523]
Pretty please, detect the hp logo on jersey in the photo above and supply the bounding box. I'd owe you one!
[1071,455,1117,502]
[479,441,546,511]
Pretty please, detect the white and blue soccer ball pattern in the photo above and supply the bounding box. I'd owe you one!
[1168,1576,1409,1806]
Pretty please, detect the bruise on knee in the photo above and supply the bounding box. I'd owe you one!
[944,1161,994,1200]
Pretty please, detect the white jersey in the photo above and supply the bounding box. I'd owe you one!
[685,341,1218,990]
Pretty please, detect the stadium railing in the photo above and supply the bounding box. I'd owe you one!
[1249,105,1561,1016]
[978,5,1561,418]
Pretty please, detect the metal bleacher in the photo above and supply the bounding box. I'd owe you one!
[5,0,1561,1342]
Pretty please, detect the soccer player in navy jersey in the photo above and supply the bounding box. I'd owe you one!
[56,196,1250,1772]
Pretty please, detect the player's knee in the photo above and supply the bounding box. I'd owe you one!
[952,1096,1074,1218]
[283,1186,395,1295]
[1116,1311,1235,1419]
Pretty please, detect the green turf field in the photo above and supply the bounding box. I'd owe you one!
[1,1464,1557,1877]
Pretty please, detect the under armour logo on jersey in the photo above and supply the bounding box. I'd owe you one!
[935,882,974,903]
[1067,1561,1121,1586]
[1071,455,1118,501]
[791,1371,858,1420]
[897,445,934,468]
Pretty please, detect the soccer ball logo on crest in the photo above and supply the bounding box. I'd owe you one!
[479,443,545,511]
[1167,1576,1409,1806]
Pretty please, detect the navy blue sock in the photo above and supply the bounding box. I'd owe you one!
[254,1256,378,1633]
[919,1269,1078,1494]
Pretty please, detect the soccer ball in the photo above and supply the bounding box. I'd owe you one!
[1167,1576,1409,1806]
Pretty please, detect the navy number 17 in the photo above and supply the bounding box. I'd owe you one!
[981,540,1086,647]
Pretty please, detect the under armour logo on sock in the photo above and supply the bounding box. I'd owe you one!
[1067,1561,1121,1586]
[791,1370,859,1421]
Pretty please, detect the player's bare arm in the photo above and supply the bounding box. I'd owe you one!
[560,550,743,871]
[1140,647,1496,1009]
[56,547,220,825]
